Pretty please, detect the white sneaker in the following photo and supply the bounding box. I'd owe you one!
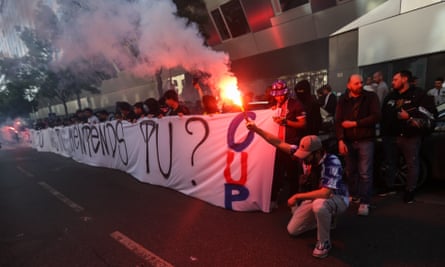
[312,240,332,258]
[357,204,369,216]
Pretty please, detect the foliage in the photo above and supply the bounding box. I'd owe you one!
[0,2,110,118]
[0,0,211,121]
[0,80,38,120]
[0,27,53,119]
[0,55,40,121]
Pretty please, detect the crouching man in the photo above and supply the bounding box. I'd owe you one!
[246,121,349,258]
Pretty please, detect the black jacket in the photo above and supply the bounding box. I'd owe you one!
[381,86,437,137]
[282,98,306,144]
[303,96,322,136]
[324,93,337,116]
[166,104,191,116]
[335,90,381,142]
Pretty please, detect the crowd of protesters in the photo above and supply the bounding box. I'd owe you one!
[248,70,438,258]
[32,87,258,130]
[29,70,442,258]
[34,89,220,130]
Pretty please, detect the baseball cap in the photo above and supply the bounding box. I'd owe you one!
[294,135,322,159]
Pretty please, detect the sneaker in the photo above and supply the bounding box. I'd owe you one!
[378,187,397,197]
[404,190,415,204]
[312,240,332,258]
[357,204,369,216]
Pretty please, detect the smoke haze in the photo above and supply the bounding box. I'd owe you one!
[4,0,234,91]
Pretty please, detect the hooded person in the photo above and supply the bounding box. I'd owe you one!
[295,80,322,135]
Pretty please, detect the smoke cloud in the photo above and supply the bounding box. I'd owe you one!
[3,0,235,93]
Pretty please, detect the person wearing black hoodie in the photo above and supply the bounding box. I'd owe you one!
[380,70,437,203]
[294,80,322,136]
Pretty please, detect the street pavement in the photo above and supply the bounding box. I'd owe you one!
[1,145,445,267]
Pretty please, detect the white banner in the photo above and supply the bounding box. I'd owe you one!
[30,109,278,212]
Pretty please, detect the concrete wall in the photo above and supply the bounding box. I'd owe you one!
[359,2,445,66]
[328,30,359,94]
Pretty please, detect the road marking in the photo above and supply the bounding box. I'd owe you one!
[110,231,174,267]
[38,182,84,212]
[16,166,35,177]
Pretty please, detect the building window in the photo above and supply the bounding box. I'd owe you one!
[276,69,327,97]
[310,0,337,13]
[211,9,230,41]
[220,0,251,38]
[280,0,309,12]
[210,0,252,40]
[241,0,274,32]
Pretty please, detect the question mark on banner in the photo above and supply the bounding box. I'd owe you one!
[185,117,209,166]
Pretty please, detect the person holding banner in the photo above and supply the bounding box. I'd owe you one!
[269,80,306,209]
[246,121,349,259]
[163,89,191,116]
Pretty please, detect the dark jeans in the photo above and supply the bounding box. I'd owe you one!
[271,149,301,202]
[383,135,422,192]
[343,140,375,204]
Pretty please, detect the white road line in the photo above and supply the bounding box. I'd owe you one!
[110,231,174,267]
[38,182,85,212]
[16,166,35,177]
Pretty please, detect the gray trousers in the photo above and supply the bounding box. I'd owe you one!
[287,195,348,243]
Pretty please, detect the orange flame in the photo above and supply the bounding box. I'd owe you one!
[219,76,244,110]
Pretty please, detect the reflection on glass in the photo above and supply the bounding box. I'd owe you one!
[211,9,230,40]
[277,69,328,96]
[220,0,251,38]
